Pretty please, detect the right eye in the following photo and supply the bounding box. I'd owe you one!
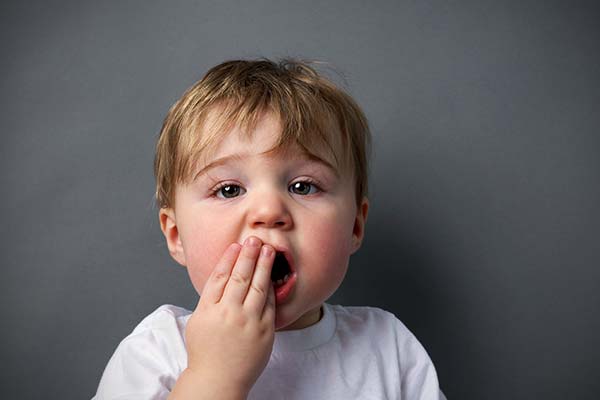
[214,184,245,199]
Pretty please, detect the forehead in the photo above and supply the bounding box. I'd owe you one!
[194,109,348,176]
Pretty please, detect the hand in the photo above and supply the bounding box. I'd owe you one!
[179,236,276,397]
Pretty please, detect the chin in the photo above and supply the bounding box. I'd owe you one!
[274,304,322,331]
[274,315,293,331]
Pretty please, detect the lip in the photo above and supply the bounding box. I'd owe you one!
[274,272,296,304]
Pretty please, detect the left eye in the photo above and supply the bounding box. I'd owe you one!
[289,181,319,195]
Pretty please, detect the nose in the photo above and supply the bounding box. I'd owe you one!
[247,189,293,230]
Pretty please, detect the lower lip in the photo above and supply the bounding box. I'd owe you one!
[274,272,297,304]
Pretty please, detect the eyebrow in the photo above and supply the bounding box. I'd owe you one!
[193,152,339,180]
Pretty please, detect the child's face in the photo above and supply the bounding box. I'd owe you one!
[160,112,368,330]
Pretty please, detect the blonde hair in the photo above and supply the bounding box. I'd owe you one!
[154,58,371,208]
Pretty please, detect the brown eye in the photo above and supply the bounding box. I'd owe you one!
[290,181,318,195]
[218,185,242,198]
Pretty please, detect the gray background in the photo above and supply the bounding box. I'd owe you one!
[2,1,599,399]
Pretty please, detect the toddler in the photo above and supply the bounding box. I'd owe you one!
[94,59,446,399]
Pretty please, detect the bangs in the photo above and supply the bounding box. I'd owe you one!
[175,84,351,186]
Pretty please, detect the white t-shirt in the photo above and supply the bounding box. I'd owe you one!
[93,303,446,399]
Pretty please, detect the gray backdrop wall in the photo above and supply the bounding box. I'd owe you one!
[2,1,599,399]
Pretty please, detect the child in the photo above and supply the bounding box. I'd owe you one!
[94,59,446,399]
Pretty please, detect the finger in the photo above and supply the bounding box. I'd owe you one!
[261,281,276,322]
[199,243,242,305]
[244,244,275,314]
[221,236,262,304]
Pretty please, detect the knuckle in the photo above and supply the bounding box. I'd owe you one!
[229,272,250,285]
[211,270,229,281]
[227,310,248,327]
[249,283,266,297]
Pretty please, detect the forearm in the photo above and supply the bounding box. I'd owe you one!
[168,368,248,400]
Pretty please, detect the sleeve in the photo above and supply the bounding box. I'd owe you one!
[393,317,446,400]
[92,307,188,400]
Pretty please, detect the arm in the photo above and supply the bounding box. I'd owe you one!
[168,237,276,400]
[168,369,248,400]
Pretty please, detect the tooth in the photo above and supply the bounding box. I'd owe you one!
[276,279,283,285]
[283,274,289,283]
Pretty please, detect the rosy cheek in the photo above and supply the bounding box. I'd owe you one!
[308,214,353,265]
[184,215,241,294]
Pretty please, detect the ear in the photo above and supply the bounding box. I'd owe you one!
[351,197,369,254]
[159,208,187,267]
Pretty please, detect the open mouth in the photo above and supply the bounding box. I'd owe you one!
[271,251,292,287]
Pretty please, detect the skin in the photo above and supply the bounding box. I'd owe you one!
[160,112,369,399]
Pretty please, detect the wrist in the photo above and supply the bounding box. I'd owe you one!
[169,368,249,400]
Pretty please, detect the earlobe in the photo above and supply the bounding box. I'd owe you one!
[158,208,187,266]
[351,197,369,254]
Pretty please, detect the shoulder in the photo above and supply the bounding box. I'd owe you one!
[327,304,434,368]
[131,304,192,336]
[328,303,398,321]
[327,303,413,339]
[93,305,192,399]
[117,304,191,366]
[327,304,445,399]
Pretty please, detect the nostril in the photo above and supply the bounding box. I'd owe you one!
[249,210,292,229]
[254,220,288,228]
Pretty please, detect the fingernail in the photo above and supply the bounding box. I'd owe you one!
[245,237,260,247]
[261,245,273,257]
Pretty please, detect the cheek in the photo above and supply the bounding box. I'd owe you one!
[180,213,241,294]
[314,220,353,258]
[303,208,355,284]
